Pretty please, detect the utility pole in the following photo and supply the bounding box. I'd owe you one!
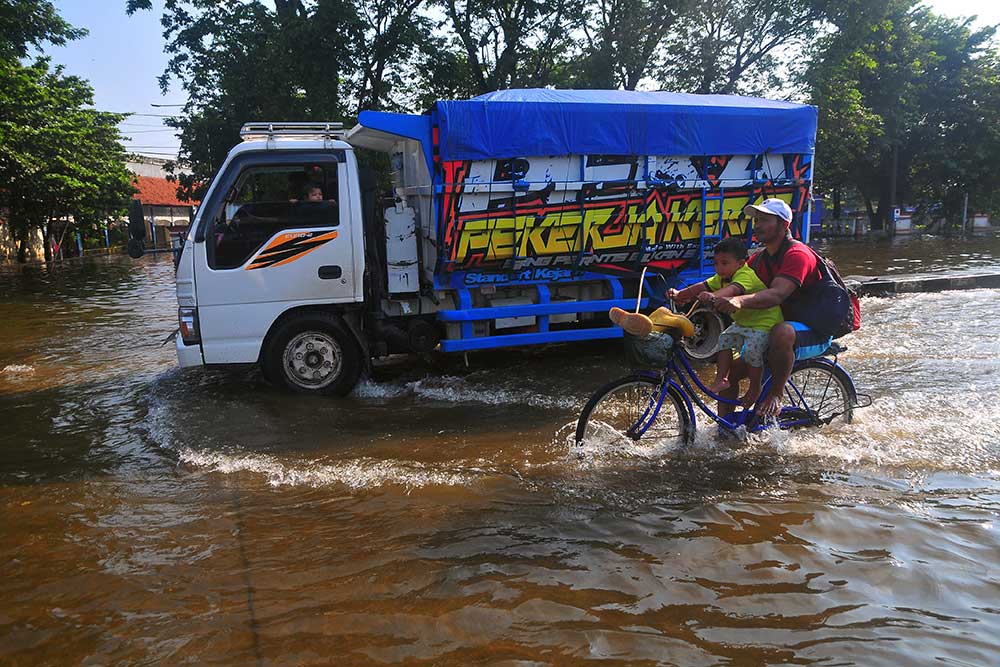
[962,191,969,236]
[887,143,898,238]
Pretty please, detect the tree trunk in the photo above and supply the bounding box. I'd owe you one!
[43,221,53,262]
[16,237,28,263]
[832,188,842,220]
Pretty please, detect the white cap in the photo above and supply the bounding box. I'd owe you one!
[743,198,793,223]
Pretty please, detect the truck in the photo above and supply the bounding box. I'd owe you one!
[154,89,818,395]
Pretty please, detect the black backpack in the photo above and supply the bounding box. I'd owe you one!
[751,240,861,339]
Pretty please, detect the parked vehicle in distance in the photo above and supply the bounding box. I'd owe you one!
[158,90,818,395]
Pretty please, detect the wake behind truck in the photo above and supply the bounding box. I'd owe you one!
[161,89,818,395]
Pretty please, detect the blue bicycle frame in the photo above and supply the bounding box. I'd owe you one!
[628,349,857,438]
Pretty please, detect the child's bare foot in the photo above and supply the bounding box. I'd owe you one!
[608,307,653,337]
[708,378,731,393]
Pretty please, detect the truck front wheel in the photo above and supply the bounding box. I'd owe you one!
[262,313,362,396]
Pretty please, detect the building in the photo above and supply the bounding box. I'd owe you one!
[127,156,200,249]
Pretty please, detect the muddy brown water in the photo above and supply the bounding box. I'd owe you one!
[2,236,999,666]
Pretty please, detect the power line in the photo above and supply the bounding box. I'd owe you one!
[128,151,181,157]
[105,111,178,118]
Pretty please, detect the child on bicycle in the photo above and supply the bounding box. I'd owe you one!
[667,237,783,407]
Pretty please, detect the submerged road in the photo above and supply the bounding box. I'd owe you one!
[1,236,999,665]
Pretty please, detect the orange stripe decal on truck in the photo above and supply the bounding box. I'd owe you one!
[246,230,338,270]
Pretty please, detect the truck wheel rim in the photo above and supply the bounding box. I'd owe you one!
[283,332,342,389]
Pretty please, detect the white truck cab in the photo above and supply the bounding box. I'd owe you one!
[175,123,372,393]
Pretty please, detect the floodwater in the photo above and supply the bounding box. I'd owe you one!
[1,236,999,666]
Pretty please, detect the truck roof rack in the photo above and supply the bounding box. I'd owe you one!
[240,122,346,142]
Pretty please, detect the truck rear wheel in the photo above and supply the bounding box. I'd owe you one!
[262,313,362,396]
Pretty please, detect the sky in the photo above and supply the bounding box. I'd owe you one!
[41,0,1000,160]
[46,1,186,157]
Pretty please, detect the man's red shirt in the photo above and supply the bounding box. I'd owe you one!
[749,238,823,319]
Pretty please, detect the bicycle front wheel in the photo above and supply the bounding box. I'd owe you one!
[575,374,692,450]
[779,359,856,428]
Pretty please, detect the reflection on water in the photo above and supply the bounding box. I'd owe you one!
[1,246,999,665]
[816,233,1000,277]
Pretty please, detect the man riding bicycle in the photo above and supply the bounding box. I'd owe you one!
[710,199,832,418]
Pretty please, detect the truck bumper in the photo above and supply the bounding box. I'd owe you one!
[175,336,204,368]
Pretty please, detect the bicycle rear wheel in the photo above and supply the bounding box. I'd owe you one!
[575,374,692,449]
[779,359,856,428]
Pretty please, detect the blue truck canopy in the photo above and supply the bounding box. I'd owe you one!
[346,90,819,353]
[434,89,817,161]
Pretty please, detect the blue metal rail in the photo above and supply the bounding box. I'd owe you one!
[437,276,648,353]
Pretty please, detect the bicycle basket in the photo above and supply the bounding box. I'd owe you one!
[624,331,676,368]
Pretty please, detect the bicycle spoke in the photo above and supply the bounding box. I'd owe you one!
[780,363,853,428]
[576,376,689,449]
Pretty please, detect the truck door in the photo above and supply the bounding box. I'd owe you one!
[192,153,359,364]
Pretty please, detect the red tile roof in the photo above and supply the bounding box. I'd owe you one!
[133,176,200,207]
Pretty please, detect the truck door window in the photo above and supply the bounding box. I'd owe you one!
[210,163,339,270]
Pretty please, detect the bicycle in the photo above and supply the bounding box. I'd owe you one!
[576,316,869,449]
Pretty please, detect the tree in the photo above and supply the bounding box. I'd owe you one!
[906,17,1000,226]
[0,0,85,61]
[347,0,435,112]
[571,0,688,90]
[658,0,830,94]
[127,1,347,198]
[127,0,436,197]
[0,58,134,262]
[805,2,1000,228]
[437,0,584,94]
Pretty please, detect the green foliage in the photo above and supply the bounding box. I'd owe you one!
[658,0,830,94]
[131,0,438,198]
[1,1,131,262]
[152,1,353,200]
[0,0,85,61]
[806,1,1000,226]
[0,58,135,261]
[118,0,1000,232]
[571,0,688,90]
[436,0,585,94]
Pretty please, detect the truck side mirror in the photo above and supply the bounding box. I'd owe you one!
[127,199,146,258]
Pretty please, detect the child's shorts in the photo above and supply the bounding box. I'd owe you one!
[715,324,770,367]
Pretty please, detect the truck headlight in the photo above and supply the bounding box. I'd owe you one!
[178,307,201,344]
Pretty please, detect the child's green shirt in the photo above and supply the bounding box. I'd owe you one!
[705,264,783,331]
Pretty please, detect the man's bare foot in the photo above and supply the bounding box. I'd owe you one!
[756,390,782,418]
[609,307,653,337]
[740,387,761,408]
[708,378,731,393]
